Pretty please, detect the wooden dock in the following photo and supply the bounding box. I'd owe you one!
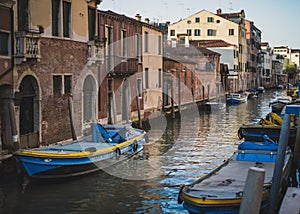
[279,187,300,214]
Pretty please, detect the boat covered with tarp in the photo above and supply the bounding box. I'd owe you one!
[15,123,147,178]
[178,140,292,213]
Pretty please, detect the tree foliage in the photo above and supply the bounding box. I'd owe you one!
[284,64,298,79]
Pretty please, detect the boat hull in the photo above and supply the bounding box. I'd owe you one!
[18,145,143,178]
[15,124,146,178]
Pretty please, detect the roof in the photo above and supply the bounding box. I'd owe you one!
[164,45,220,56]
[217,9,245,19]
[261,42,269,47]
[189,40,235,48]
[99,10,163,32]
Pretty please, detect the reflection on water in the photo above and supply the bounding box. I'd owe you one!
[0,90,279,213]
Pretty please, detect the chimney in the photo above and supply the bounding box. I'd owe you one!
[216,8,222,15]
[145,18,150,24]
[135,14,141,21]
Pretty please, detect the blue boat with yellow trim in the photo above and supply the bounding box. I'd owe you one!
[15,123,147,179]
[178,140,292,213]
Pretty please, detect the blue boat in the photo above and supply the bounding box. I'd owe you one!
[226,93,248,104]
[246,89,258,98]
[178,140,292,213]
[15,123,147,178]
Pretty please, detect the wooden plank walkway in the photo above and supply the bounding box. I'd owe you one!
[279,187,300,214]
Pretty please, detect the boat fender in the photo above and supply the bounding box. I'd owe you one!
[115,148,121,159]
[85,147,97,153]
[237,128,243,139]
[132,140,138,152]
[177,185,185,204]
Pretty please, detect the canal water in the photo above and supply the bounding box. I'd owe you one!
[0,89,284,214]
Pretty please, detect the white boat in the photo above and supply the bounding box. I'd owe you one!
[269,96,292,113]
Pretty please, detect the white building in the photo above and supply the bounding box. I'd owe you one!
[261,42,273,87]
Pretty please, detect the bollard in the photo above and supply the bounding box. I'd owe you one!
[239,167,265,214]
[268,114,290,214]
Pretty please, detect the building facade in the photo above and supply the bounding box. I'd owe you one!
[260,42,273,87]
[11,0,101,148]
[0,0,15,153]
[244,19,262,89]
[167,8,248,92]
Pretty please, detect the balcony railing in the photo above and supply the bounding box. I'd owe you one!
[15,31,41,63]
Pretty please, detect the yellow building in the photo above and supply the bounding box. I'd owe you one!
[168,9,248,92]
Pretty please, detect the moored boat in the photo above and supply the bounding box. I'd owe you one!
[246,89,258,98]
[269,96,292,113]
[178,141,292,213]
[226,93,248,104]
[15,123,147,179]
[257,86,265,93]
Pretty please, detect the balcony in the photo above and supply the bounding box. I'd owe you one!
[15,31,41,64]
[106,55,139,77]
[87,40,104,66]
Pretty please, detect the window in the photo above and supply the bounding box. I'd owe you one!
[53,75,62,95]
[52,0,72,37]
[136,33,141,60]
[194,29,201,36]
[64,75,72,94]
[0,32,9,56]
[207,29,216,36]
[187,29,192,36]
[206,62,214,71]
[145,68,149,89]
[137,78,142,98]
[53,74,72,95]
[207,17,214,22]
[144,31,148,53]
[63,1,71,38]
[18,0,29,31]
[158,69,162,88]
[239,44,243,54]
[88,7,96,40]
[195,17,200,23]
[121,30,127,57]
[229,29,234,35]
[158,35,162,55]
[170,29,175,36]
[52,0,60,36]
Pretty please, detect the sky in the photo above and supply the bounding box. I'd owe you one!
[99,0,300,49]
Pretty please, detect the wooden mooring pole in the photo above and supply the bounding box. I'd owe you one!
[293,112,300,170]
[239,167,265,214]
[268,114,290,214]
[68,96,77,141]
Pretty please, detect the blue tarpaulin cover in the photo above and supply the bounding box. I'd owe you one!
[238,141,278,151]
